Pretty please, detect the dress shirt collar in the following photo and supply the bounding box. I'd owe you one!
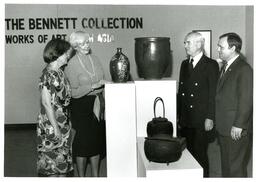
[225,54,239,71]
[190,51,203,67]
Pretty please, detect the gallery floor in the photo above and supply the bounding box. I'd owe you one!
[4,125,107,177]
[4,125,252,177]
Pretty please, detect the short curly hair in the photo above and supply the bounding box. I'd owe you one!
[69,31,90,49]
[43,38,71,64]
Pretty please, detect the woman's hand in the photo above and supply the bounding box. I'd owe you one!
[92,80,104,90]
[99,79,111,85]
[92,80,111,90]
[53,126,62,140]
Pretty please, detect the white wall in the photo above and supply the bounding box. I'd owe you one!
[5,4,252,124]
[245,6,254,67]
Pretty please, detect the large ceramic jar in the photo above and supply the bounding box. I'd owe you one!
[109,48,130,83]
[135,37,170,79]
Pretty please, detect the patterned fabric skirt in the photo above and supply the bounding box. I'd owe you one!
[36,116,73,176]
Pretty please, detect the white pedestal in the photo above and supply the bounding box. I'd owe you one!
[105,82,137,177]
[105,80,202,178]
[137,137,203,178]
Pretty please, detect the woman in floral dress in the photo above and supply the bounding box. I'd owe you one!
[36,39,74,177]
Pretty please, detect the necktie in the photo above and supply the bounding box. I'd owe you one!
[188,58,194,75]
[220,60,227,78]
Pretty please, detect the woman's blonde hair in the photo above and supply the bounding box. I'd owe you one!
[69,31,90,49]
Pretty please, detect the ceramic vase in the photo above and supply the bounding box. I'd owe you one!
[110,48,130,83]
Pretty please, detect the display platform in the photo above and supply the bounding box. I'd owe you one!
[105,80,203,178]
[137,137,203,178]
[105,82,137,177]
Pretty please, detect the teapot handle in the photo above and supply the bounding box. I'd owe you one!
[153,97,165,118]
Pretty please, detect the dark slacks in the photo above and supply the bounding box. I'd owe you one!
[180,127,209,177]
[218,134,251,177]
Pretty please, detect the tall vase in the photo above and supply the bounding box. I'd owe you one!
[109,48,130,83]
[135,37,170,79]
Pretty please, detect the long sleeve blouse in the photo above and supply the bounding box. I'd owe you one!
[65,53,104,98]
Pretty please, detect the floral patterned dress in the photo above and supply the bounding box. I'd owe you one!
[36,67,73,176]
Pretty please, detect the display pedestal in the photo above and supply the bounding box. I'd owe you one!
[105,80,203,177]
[105,82,137,177]
[137,137,203,178]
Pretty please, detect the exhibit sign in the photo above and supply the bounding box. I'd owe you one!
[5,17,143,44]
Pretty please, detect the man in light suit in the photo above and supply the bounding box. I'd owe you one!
[215,32,253,177]
[177,31,219,177]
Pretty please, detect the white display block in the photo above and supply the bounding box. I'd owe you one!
[137,137,203,178]
[135,80,177,137]
[105,83,137,177]
[105,81,201,178]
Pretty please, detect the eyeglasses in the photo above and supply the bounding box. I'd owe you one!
[77,40,90,48]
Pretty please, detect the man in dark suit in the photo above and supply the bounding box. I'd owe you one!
[177,31,219,177]
[215,32,253,177]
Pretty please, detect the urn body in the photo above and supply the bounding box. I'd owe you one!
[135,37,170,79]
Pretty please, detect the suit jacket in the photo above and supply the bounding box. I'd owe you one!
[177,54,219,129]
[215,55,253,136]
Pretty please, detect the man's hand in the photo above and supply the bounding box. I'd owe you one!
[205,118,213,131]
[231,126,243,140]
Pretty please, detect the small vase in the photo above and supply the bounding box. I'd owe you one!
[109,48,130,83]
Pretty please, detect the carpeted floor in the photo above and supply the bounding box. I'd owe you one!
[4,124,107,177]
[4,124,252,177]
